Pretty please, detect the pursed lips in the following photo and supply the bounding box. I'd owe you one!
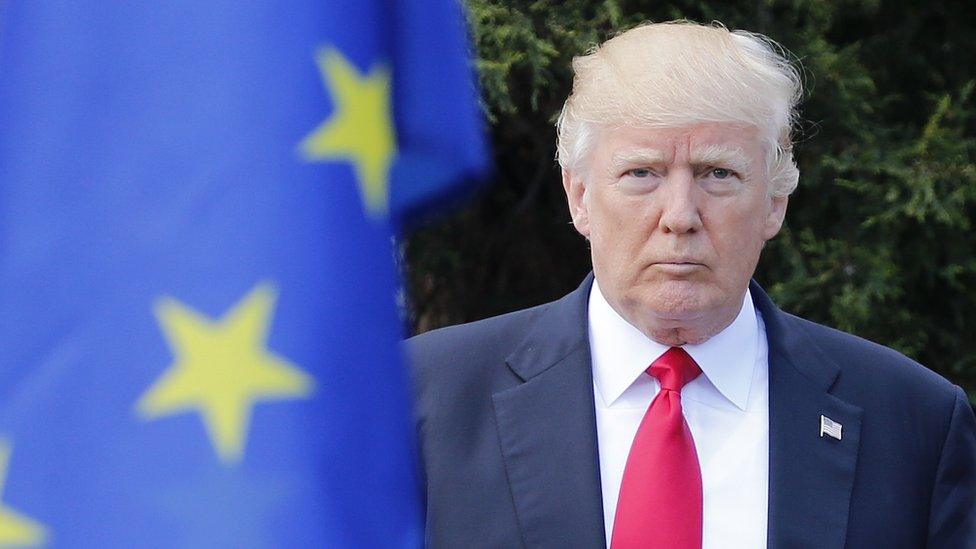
[651,260,708,274]
[652,258,705,265]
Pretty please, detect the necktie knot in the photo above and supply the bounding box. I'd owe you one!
[647,347,701,392]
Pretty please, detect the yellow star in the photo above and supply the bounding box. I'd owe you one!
[299,46,397,217]
[137,283,315,465]
[0,441,47,547]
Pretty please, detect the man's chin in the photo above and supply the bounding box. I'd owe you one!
[631,280,716,319]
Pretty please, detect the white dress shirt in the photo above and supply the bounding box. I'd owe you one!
[589,280,769,548]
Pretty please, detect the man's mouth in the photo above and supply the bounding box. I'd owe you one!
[652,261,706,274]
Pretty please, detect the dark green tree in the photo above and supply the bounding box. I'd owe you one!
[403,0,976,402]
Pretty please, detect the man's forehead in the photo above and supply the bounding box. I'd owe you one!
[603,123,759,148]
[608,143,756,166]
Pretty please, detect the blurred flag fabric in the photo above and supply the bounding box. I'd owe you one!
[0,0,487,547]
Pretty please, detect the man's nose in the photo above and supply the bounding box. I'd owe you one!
[657,172,703,234]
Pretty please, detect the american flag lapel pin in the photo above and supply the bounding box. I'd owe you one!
[820,414,843,440]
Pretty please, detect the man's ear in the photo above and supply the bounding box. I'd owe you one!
[762,193,789,240]
[562,169,590,238]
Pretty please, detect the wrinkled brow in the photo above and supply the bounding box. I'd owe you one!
[608,148,669,171]
[691,145,753,174]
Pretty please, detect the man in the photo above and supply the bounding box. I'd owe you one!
[408,21,976,548]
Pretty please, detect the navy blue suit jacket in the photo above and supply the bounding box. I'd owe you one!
[407,275,976,548]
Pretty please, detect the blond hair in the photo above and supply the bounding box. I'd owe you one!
[556,21,802,197]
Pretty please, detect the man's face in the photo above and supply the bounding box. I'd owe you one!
[563,123,788,343]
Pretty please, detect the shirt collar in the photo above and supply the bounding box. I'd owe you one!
[588,279,758,411]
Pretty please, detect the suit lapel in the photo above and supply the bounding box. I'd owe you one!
[492,274,606,548]
[752,282,863,549]
[491,277,863,548]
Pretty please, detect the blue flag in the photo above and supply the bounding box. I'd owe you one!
[0,1,487,546]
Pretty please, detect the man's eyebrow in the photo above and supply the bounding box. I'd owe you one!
[691,145,753,173]
[609,148,669,170]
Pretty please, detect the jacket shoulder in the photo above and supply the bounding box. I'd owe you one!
[781,311,960,402]
[406,301,549,368]
[404,300,558,408]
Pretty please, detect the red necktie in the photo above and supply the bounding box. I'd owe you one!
[611,347,703,549]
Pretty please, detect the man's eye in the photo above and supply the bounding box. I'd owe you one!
[627,168,653,178]
[710,167,735,179]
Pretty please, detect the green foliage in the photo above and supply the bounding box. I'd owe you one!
[404,0,976,402]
